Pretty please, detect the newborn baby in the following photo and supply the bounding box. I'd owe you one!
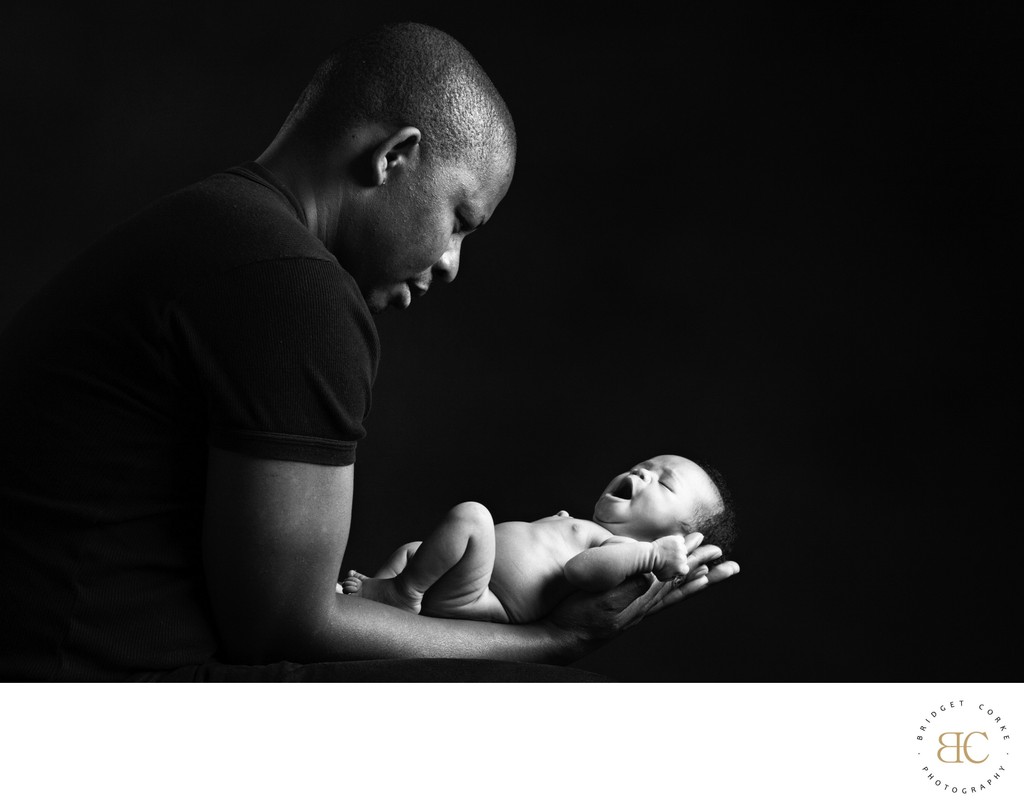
[341,454,738,624]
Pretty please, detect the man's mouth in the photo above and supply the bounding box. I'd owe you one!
[389,285,412,309]
[389,283,426,310]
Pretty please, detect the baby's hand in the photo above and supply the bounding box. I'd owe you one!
[651,534,694,580]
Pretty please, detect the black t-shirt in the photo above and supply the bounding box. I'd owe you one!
[0,163,379,681]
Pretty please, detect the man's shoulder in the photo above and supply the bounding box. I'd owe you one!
[62,165,362,334]
[75,164,331,281]
[149,166,336,268]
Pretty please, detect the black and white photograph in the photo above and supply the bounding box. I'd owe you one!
[1,1,1019,802]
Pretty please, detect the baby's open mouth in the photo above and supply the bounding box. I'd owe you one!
[611,476,634,499]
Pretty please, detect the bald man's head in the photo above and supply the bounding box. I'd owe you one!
[279,22,516,170]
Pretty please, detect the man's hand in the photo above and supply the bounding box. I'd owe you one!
[650,539,741,616]
[543,534,740,654]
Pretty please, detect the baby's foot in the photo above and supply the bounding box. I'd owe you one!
[339,570,371,595]
[339,570,423,614]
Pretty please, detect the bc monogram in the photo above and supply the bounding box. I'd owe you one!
[936,731,989,764]
[916,700,1011,796]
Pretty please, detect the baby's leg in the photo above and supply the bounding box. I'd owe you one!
[417,503,508,623]
[340,503,507,622]
[338,542,424,611]
[375,541,423,578]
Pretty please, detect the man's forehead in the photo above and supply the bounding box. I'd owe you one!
[447,155,511,213]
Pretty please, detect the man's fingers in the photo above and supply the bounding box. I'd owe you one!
[683,532,705,553]
[706,560,740,584]
[686,564,709,582]
[599,572,656,610]
[647,561,742,615]
[648,575,709,614]
[688,544,723,567]
[597,559,742,623]
[620,576,673,625]
[599,573,672,628]
[644,577,683,613]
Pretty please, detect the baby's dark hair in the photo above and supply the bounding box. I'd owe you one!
[681,461,738,564]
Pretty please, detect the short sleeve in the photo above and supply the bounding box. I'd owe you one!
[166,257,379,466]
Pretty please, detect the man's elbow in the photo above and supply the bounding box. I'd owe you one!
[210,594,331,665]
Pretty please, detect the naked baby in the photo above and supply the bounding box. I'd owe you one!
[340,454,738,624]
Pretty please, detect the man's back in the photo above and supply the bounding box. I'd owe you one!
[0,164,378,681]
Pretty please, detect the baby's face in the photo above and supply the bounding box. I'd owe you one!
[592,455,721,540]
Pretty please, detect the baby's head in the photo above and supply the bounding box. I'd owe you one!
[592,454,737,559]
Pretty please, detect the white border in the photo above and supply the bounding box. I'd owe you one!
[2,682,1019,806]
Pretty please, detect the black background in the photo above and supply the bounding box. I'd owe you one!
[2,2,1019,682]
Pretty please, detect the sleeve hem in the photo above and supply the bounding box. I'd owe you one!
[209,428,356,466]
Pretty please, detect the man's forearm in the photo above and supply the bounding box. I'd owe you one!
[283,591,587,666]
[204,450,596,667]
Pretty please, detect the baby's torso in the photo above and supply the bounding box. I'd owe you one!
[489,515,610,624]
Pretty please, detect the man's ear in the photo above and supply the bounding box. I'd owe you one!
[369,126,421,187]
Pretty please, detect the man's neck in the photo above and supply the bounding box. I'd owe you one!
[255,141,333,248]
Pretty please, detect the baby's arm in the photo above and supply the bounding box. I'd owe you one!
[563,535,690,592]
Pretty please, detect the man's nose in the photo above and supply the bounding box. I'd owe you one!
[432,242,460,284]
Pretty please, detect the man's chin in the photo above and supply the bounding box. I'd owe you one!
[365,290,398,314]
[377,285,412,312]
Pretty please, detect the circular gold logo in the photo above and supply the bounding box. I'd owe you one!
[915,699,1012,796]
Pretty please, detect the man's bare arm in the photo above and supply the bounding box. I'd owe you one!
[202,448,738,666]
[202,449,593,664]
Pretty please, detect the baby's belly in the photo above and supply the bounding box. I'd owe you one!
[489,523,575,624]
